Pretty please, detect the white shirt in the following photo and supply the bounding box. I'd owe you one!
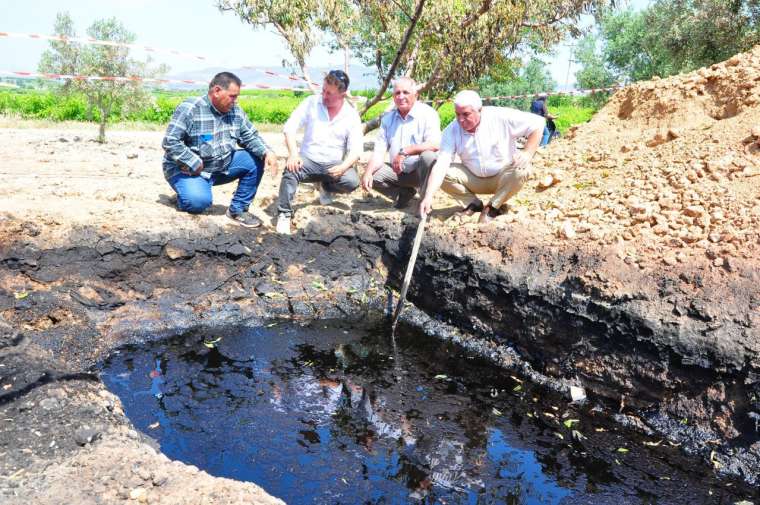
[436,106,544,177]
[283,94,363,165]
[370,101,441,169]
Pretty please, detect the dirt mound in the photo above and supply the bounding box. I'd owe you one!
[532,45,760,271]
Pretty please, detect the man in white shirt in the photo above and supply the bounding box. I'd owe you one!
[276,70,363,234]
[419,90,544,224]
[361,77,440,209]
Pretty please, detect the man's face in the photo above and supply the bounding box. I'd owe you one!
[393,81,417,115]
[455,104,481,133]
[321,82,345,109]
[209,83,240,113]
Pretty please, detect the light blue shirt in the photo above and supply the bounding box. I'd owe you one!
[371,101,441,170]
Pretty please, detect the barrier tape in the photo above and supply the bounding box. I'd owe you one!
[0,30,321,87]
[0,70,311,91]
[1,69,623,101]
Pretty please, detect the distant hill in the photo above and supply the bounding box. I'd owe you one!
[168,65,380,92]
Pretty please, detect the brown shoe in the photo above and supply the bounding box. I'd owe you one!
[461,199,484,216]
[478,204,501,224]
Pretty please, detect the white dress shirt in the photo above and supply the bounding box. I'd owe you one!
[370,101,441,170]
[436,106,545,177]
[283,94,363,165]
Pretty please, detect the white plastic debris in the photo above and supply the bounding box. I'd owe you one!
[569,386,587,402]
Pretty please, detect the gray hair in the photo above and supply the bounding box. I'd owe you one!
[393,76,418,92]
[453,90,482,110]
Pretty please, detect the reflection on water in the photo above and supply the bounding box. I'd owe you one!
[101,320,739,505]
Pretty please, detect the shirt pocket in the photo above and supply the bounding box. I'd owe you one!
[198,133,214,159]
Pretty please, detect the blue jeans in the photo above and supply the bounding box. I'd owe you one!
[540,126,551,146]
[168,150,264,214]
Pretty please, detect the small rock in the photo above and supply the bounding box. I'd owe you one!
[752,126,760,139]
[126,153,139,159]
[569,386,586,402]
[58,137,69,143]
[537,174,555,190]
[73,135,81,142]
[74,426,100,446]
[129,487,147,501]
[713,257,725,267]
[39,397,60,411]
[559,221,576,239]
[663,253,678,266]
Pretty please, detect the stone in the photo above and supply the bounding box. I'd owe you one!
[164,241,194,260]
[559,221,576,239]
[129,487,147,501]
[39,397,60,411]
[74,426,100,446]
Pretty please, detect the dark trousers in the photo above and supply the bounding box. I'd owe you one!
[371,150,437,202]
[277,156,359,216]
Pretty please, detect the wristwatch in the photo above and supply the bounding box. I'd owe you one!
[399,148,409,157]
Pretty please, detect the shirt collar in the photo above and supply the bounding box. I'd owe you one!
[204,94,226,116]
[395,100,421,121]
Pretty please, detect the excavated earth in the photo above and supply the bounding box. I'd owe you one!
[1,46,760,504]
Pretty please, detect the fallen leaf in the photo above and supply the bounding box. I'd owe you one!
[513,385,522,392]
[13,291,29,300]
[643,440,662,447]
[563,419,580,429]
[571,430,586,441]
[434,374,448,380]
[148,422,159,429]
[203,337,222,348]
[492,408,502,416]
[554,432,564,440]
[616,447,629,453]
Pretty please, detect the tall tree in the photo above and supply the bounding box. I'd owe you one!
[220,0,615,119]
[573,33,616,89]
[601,1,760,81]
[39,13,168,142]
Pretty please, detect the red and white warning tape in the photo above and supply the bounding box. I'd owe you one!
[0,30,321,87]
[0,70,310,91]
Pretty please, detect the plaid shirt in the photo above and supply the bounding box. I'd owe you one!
[161,95,270,180]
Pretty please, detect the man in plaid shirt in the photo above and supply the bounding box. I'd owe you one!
[162,72,278,227]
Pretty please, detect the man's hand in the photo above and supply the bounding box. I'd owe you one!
[361,168,374,192]
[513,150,533,169]
[264,152,279,175]
[180,161,203,176]
[419,196,433,217]
[286,155,303,172]
[326,164,347,179]
[391,153,406,174]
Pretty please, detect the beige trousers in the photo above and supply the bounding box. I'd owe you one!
[441,162,531,209]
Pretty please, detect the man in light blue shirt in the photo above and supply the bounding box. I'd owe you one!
[361,77,440,209]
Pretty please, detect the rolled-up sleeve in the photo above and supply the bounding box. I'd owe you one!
[370,116,389,166]
[162,102,202,171]
[423,107,442,146]
[504,108,545,137]
[346,113,363,156]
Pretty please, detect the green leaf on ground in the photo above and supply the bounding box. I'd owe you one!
[563,419,580,429]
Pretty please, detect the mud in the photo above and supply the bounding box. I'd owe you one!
[1,204,759,503]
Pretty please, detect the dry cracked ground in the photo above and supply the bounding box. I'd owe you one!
[1,45,759,504]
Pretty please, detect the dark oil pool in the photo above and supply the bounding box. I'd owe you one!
[100,320,747,504]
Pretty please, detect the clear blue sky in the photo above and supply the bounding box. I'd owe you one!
[2,0,651,89]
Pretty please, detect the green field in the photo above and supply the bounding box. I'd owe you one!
[0,87,602,133]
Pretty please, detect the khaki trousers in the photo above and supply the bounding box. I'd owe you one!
[441,162,531,209]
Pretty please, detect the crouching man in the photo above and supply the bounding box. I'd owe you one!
[161,71,278,227]
[419,90,544,223]
[361,77,440,209]
[275,70,362,234]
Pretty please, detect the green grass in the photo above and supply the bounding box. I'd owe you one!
[0,88,603,133]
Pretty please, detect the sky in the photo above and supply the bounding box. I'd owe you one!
[1,0,651,90]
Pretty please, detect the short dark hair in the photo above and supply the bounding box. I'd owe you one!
[324,69,349,92]
[209,72,242,91]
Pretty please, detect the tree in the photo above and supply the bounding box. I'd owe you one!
[220,0,615,122]
[600,1,760,82]
[573,33,616,89]
[39,13,168,142]
[479,58,556,108]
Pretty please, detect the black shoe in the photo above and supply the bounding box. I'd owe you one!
[477,204,502,224]
[226,209,262,228]
[394,189,416,209]
[460,199,484,216]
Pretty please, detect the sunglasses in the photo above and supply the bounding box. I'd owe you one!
[327,70,350,89]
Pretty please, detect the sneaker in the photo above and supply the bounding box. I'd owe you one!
[276,214,292,235]
[318,183,335,205]
[226,209,262,228]
[460,199,484,216]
